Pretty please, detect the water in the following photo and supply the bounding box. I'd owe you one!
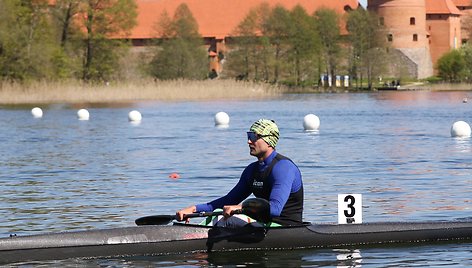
[0,91,471,266]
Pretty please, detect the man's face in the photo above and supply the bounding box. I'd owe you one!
[247,132,272,158]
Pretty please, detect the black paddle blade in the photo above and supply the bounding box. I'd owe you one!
[242,198,271,223]
[135,215,176,226]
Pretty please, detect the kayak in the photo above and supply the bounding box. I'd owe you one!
[1,220,472,264]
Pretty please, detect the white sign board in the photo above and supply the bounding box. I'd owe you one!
[338,194,362,224]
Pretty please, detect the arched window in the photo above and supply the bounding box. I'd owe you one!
[387,34,393,42]
[410,17,416,25]
[413,34,418,41]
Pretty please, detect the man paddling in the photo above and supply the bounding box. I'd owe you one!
[176,119,303,226]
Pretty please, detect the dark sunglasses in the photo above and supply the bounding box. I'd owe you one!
[247,131,273,143]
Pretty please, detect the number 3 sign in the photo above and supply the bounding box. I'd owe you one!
[338,194,362,224]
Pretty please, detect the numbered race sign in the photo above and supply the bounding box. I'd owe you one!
[338,194,362,224]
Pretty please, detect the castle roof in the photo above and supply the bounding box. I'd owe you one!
[451,0,472,7]
[132,0,359,39]
[426,0,462,15]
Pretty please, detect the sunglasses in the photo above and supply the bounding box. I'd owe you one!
[247,131,273,143]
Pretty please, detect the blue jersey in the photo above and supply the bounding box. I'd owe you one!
[196,150,303,218]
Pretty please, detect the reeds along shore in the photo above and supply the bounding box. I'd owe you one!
[0,80,282,105]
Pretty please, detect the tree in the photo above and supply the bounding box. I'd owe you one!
[225,8,258,80]
[149,3,208,80]
[263,5,292,83]
[346,8,387,89]
[0,0,59,81]
[314,8,341,86]
[49,0,85,79]
[460,45,472,82]
[81,0,137,81]
[153,10,173,39]
[50,0,83,48]
[225,3,272,81]
[288,5,320,85]
[437,49,465,82]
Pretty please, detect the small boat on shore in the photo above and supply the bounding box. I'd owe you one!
[1,220,472,264]
[376,85,400,90]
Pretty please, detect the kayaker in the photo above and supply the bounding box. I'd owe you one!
[176,119,303,227]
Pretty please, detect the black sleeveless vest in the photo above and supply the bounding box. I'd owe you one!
[249,153,303,226]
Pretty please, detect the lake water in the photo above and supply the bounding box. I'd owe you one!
[0,91,471,266]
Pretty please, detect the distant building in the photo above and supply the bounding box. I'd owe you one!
[453,0,472,42]
[368,0,465,78]
[130,0,359,74]
[127,0,471,79]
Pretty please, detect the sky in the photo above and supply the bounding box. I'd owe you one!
[359,0,367,7]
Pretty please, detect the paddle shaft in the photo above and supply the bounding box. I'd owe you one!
[135,209,243,226]
[183,209,243,220]
[135,198,269,226]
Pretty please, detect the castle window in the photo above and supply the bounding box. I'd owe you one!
[387,34,393,42]
[413,34,418,41]
[410,17,416,25]
[344,5,353,12]
[379,17,384,26]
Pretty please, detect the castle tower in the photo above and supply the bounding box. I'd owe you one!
[425,0,462,72]
[368,0,433,78]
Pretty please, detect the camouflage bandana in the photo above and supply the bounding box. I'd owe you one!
[249,119,279,148]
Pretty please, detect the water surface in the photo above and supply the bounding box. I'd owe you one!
[0,90,471,266]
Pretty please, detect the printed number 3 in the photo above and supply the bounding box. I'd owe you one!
[344,195,356,217]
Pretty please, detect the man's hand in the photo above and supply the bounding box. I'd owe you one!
[222,204,242,218]
[176,206,196,223]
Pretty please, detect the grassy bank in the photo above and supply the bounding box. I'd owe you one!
[399,82,472,91]
[0,79,282,105]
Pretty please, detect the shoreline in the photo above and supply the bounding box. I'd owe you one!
[1,80,471,105]
[398,82,472,91]
[0,80,282,105]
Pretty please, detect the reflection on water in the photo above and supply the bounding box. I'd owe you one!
[373,90,472,105]
[335,249,362,268]
[454,137,472,153]
[20,244,472,267]
[0,91,471,266]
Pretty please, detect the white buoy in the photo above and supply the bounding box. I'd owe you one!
[451,121,471,137]
[303,114,320,131]
[463,98,468,103]
[214,112,230,128]
[31,107,43,118]
[77,109,90,120]
[128,110,142,122]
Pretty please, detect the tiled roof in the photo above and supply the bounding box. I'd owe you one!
[451,0,472,7]
[132,0,359,39]
[426,0,462,15]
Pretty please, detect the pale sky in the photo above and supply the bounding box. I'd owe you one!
[359,0,367,7]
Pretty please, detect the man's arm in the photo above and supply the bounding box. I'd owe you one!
[195,164,255,212]
[268,160,301,216]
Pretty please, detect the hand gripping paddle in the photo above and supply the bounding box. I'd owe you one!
[135,198,270,225]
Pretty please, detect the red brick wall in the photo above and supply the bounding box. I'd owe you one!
[427,14,461,68]
[369,0,429,49]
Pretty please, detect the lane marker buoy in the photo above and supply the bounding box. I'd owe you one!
[77,109,90,120]
[169,173,180,180]
[303,114,320,131]
[31,107,43,118]
[128,110,142,122]
[451,121,471,137]
[214,112,229,128]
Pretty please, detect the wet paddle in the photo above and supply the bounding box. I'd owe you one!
[135,198,270,226]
